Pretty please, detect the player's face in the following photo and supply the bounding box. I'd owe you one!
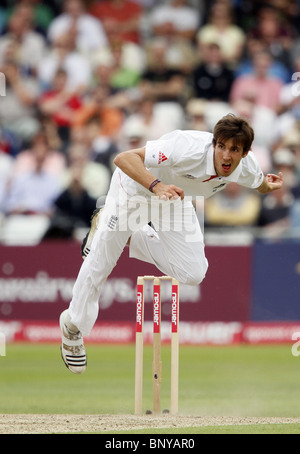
[213,138,248,177]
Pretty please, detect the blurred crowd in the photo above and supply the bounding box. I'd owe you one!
[1,0,300,243]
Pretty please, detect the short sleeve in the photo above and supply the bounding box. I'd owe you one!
[144,130,188,168]
[238,151,264,189]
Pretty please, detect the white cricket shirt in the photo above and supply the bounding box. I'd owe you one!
[118,130,264,198]
[144,130,264,198]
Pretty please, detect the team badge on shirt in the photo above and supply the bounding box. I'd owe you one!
[107,215,118,230]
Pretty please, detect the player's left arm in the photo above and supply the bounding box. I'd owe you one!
[256,172,283,194]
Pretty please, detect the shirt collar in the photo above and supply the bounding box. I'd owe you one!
[206,144,216,176]
[206,144,243,182]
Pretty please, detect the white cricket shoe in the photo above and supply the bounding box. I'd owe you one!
[59,310,87,374]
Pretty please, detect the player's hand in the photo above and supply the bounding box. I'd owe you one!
[266,172,283,191]
[152,182,184,200]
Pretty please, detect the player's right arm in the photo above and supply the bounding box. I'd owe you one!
[114,147,184,200]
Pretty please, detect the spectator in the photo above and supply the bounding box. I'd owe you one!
[38,32,92,94]
[257,180,294,230]
[276,128,300,181]
[104,38,142,92]
[205,183,261,228]
[185,98,209,132]
[197,0,246,66]
[38,68,83,152]
[278,55,300,115]
[230,49,284,112]
[276,55,300,143]
[144,33,196,75]
[4,133,62,216]
[91,29,146,75]
[91,58,117,95]
[119,117,147,151]
[89,0,143,45]
[48,0,108,56]
[145,0,199,74]
[1,0,55,37]
[192,41,234,102]
[90,131,119,174]
[186,98,233,134]
[0,3,46,75]
[232,96,277,152]
[12,129,66,181]
[247,3,295,69]
[272,147,300,198]
[44,164,98,239]
[61,143,111,200]
[120,94,174,144]
[149,0,200,41]
[257,146,296,230]
[235,36,291,83]
[139,38,187,131]
[71,84,124,142]
[38,113,64,154]
[140,38,186,104]
[72,90,121,173]
[0,59,40,146]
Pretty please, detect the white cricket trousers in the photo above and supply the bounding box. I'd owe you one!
[69,171,208,336]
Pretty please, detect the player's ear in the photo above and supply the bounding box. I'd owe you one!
[242,149,249,158]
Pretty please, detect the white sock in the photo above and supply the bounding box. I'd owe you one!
[65,310,79,334]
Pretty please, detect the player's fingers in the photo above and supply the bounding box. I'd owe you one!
[159,190,180,201]
[159,195,168,201]
[170,185,184,200]
[267,173,283,182]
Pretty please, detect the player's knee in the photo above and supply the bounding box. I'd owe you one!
[172,259,208,286]
[186,265,207,286]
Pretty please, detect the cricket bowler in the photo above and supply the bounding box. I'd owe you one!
[59,114,283,373]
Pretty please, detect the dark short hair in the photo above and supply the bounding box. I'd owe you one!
[212,114,255,155]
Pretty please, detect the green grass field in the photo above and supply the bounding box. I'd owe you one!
[1,343,300,434]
